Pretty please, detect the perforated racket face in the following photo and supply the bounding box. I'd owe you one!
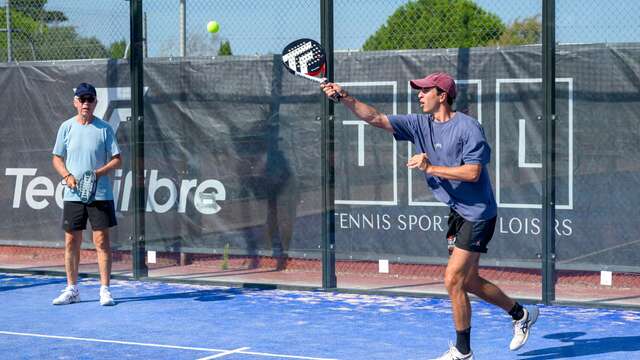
[281,38,326,76]
[77,170,97,204]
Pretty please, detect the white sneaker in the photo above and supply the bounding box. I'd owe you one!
[510,306,539,351]
[99,287,115,306]
[431,342,473,360]
[52,287,80,305]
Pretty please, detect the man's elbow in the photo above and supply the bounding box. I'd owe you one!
[466,165,482,182]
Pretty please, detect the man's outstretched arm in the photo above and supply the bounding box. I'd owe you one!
[321,82,394,133]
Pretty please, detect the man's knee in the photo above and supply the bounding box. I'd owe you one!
[463,273,482,293]
[64,231,81,248]
[93,230,110,250]
[444,269,466,291]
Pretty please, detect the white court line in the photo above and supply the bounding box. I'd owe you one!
[197,347,250,359]
[0,331,338,360]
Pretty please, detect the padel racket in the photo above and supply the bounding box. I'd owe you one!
[281,38,341,102]
[75,170,97,204]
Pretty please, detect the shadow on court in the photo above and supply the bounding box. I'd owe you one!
[114,287,269,304]
[0,275,66,293]
[519,332,640,359]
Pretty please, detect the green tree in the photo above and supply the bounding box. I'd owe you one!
[10,0,67,23]
[490,15,541,46]
[33,27,109,60]
[218,40,232,56]
[108,39,128,59]
[1,2,111,62]
[1,8,40,61]
[362,0,505,50]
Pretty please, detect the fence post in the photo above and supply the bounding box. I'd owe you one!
[321,0,336,289]
[130,0,148,278]
[542,0,557,304]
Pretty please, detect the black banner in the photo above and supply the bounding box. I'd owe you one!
[1,44,639,271]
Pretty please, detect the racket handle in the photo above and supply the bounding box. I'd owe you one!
[320,78,342,103]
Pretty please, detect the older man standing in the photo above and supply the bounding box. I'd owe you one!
[51,83,121,306]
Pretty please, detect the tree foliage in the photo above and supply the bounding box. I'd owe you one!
[10,0,67,23]
[1,1,118,62]
[108,39,128,59]
[363,0,505,50]
[490,15,541,46]
[218,40,232,56]
[35,27,109,60]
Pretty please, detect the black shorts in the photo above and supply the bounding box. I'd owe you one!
[62,201,117,231]
[446,209,496,253]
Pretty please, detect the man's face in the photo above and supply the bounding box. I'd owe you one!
[74,95,97,119]
[418,87,446,114]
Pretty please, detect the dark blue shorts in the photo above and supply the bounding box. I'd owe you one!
[446,210,496,254]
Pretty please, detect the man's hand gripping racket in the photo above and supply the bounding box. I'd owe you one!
[281,38,341,102]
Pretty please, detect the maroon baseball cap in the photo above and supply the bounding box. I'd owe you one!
[410,72,456,100]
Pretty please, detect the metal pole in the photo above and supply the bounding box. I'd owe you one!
[542,0,556,304]
[320,0,336,289]
[5,0,12,62]
[130,0,148,278]
[143,11,148,58]
[179,0,186,57]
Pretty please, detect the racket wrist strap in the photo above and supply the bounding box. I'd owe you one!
[339,90,352,101]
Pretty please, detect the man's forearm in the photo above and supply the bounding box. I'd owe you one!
[340,92,393,132]
[96,156,122,177]
[426,164,481,182]
[52,156,70,178]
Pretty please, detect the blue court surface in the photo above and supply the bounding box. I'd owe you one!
[2,273,640,359]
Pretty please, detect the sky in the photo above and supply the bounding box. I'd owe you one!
[8,0,640,57]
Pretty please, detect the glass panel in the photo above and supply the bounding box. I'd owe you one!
[333,0,544,303]
[0,0,131,289]
[141,0,322,288]
[554,0,640,306]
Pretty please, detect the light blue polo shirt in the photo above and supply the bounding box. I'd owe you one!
[52,116,120,201]
[389,112,497,221]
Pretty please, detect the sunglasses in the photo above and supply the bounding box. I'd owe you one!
[77,96,96,103]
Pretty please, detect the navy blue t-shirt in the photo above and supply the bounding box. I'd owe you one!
[389,112,497,221]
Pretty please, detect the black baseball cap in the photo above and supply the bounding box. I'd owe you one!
[74,83,97,97]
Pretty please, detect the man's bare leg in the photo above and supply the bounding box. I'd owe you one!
[64,230,83,286]
[463,252,538,351]
[463,255,515,312]
[92,229,111,286]
[444,247,479,356]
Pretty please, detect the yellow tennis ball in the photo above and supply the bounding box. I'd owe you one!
[207,20,219,33]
